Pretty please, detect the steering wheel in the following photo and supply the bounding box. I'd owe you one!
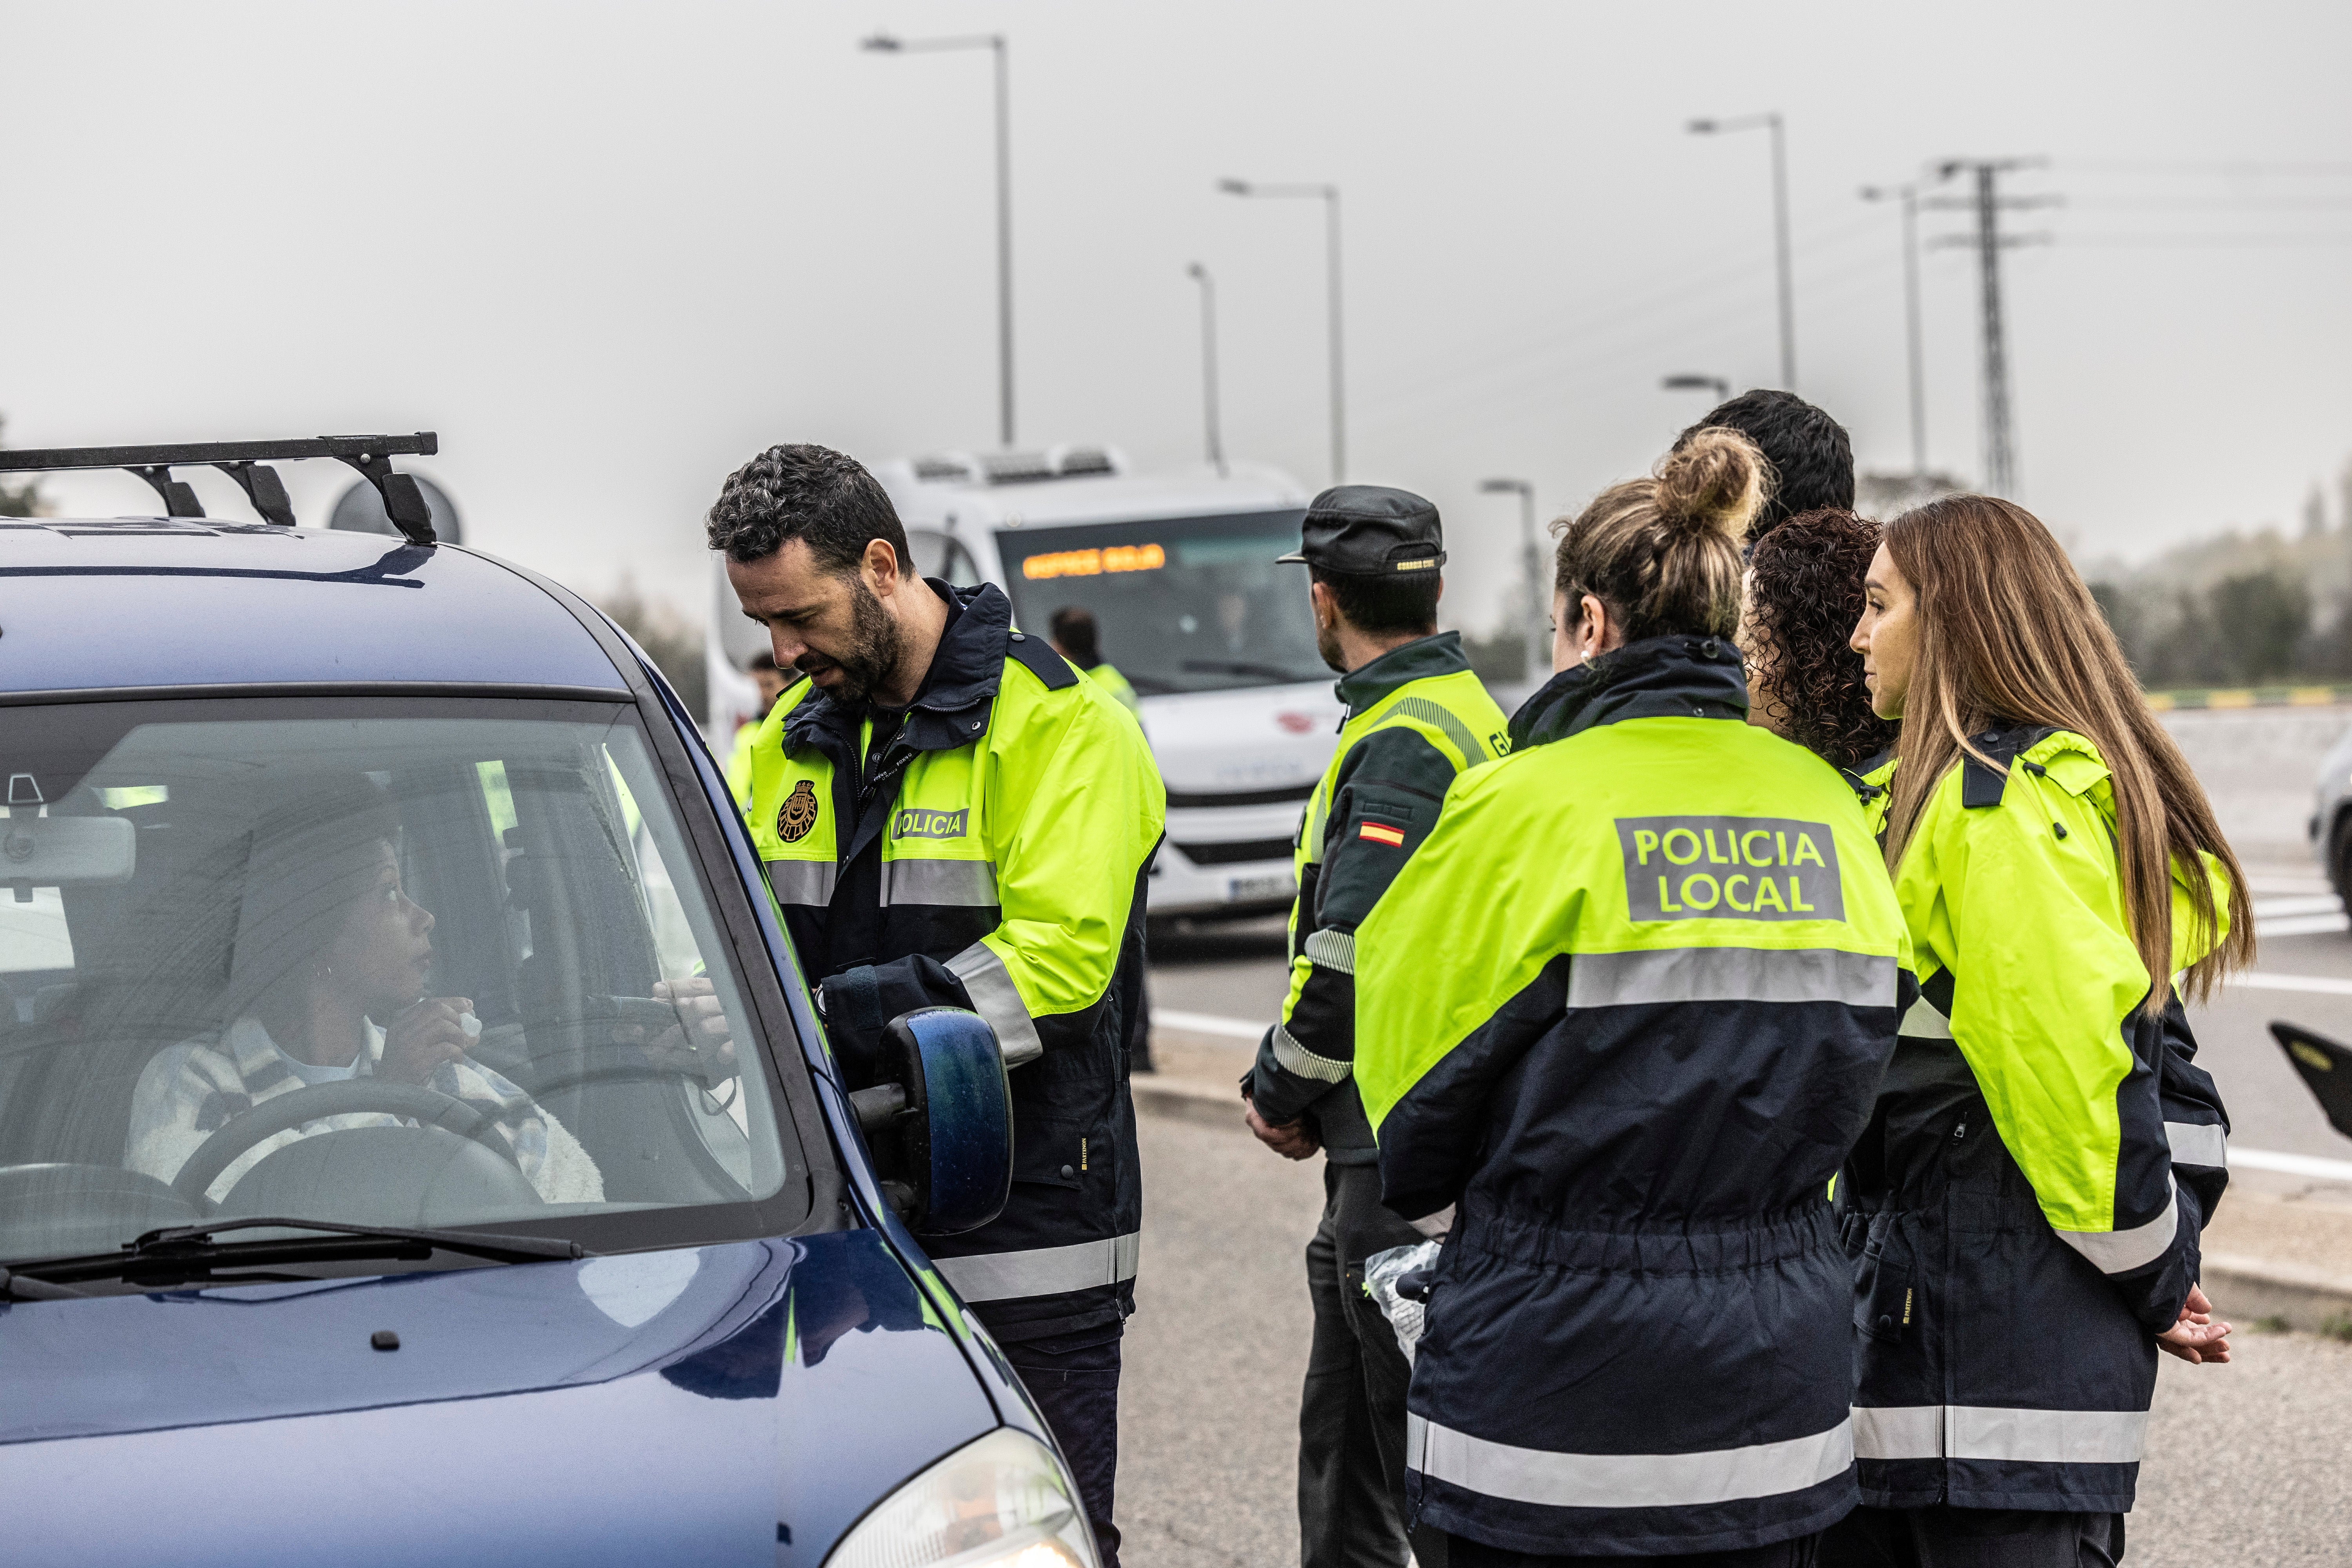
[171,1080,519,1209]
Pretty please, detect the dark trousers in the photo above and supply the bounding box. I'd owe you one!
[1820,1506,2123,1568]
[1000,1325,1125,1568]
[1302,1160,1448,1568]
[1446,1530,1820,1566]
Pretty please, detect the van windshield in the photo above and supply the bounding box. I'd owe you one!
[997,510,1328,695]
[0,695,811,1270]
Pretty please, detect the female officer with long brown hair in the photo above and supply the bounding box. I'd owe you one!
[1833,494,2242,1568]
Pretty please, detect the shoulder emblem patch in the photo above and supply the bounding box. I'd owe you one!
[778,779,821,844]
[1358,822,1406,847]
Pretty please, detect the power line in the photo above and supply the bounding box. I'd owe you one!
[2058,158,2352,177]
[1922,159,2056,499]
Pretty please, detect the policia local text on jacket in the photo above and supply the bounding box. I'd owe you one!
[1248,629,1508,1568]
[746,579,1165,1341]
[1354,635,1916,1560]
[1836,724,2232,1526]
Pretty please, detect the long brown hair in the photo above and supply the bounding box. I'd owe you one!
[1555,426,1765,641]
[1879,495,2252,1006]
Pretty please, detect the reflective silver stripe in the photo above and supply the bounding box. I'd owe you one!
[2166,1120,2227,1168]
[764,859,837,906]
[1568,947,1896,1010]
[1407,1414,1852,1510]
[880,858,999,908]
[2055,1177,2178,1274]
[1271,1022,1350,1084]
[946,940,1045,1068]
[1899,995,1953,1040]
[1853,1405,2148,1466]
[1853,1405,1944,1460]
[1954,1405,2148,1465]
[934,1231,1141,1303]
[1303,927,1356,975]
[1384,695,1487,767]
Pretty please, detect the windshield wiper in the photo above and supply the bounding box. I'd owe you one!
[1180,658,1321,682]
[1,1216,582,1296]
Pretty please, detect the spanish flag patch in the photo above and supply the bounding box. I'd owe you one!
[1358,822,1406,847]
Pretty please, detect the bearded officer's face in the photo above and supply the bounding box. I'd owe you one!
[728,537,911,706]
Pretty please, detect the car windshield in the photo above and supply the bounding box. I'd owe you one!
[0,695,811,1266]
[996,509,1328,695]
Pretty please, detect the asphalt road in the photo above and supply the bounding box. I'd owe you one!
[1116,704,2352,1566]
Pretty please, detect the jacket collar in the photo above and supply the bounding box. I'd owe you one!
[1335,631,1471,719]
[1507,633,1749,750]
[784,580,1013,757]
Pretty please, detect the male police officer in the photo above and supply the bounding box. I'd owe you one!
[711,444,1164,1565]
[1243,486,1509,1568]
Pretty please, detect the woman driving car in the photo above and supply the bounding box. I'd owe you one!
[125,776,605,1206]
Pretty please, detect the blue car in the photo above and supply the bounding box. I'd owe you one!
[0,436,1095,1566]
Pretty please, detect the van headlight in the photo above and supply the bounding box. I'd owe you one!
[825,1427,1099,1568]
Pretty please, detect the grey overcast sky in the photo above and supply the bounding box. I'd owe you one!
[5,1,2350,630]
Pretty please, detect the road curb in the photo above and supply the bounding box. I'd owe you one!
[1132,1075,1249,1132]
[2203,1250,2352,1331]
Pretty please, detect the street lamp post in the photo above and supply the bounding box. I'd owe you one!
[1220,178,1344,485]
[1862,182,1928,479]
[1481,477,1546,687]
[1185,263,1226,476]
[1689,113,1795,390]
[863,30,1016,448]
[1662,373,1732,403]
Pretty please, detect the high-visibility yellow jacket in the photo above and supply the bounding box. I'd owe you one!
[1355,633,1914,1558]
[1083,661,1143,717]
[1245,632,1508,1164]
[745,581,1165,1341]
[724,719,759,808]
[1842,723,2231,1514]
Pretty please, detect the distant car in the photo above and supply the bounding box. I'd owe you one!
[2312,722,2352,903]
[0,437,1098,1566]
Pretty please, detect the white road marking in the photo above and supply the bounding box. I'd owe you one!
[2230,971,2352,997]
[2253,895,2347,919]
[1151,1008,1266,1040]
[2253,893,2348,940]
[2230,1147,2352,1183]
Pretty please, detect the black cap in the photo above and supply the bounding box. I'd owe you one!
[1276,485,1446,576]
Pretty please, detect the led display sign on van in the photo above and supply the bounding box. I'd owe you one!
[1019,543,1167,580]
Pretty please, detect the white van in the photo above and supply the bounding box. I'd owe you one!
[709,446,1341,921]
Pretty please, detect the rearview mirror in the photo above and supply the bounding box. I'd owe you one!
[848,1007,1013,1236]
[1,815,135,898]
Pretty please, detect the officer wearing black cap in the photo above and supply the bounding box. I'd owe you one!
[1244,485,1510,1568]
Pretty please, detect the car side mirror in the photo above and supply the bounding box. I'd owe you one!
[848,1007,1013,1236]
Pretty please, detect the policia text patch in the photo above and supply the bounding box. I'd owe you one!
[1616,815,1843,923]
[895,806,970,840]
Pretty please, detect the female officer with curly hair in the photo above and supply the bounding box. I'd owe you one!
[1741,507,1895,789]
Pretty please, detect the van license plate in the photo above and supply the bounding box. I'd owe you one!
[1228,874,1293,903]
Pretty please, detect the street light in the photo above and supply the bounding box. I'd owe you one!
[1662,374,1732,402]
[1481,477,1546,686]
[1862,182,1929,479]
[1185,263,1226,476]
[1220,177,1345,485]
[863,29,1016,448]
[1689,113,1795,390]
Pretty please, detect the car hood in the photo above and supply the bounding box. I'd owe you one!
[0,1232,997,1565]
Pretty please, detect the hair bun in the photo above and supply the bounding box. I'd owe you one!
[1654,426,1771,540]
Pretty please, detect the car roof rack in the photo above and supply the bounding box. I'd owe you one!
[0,433,441,545]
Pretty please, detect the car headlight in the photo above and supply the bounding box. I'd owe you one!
[825,1426,1099,1568]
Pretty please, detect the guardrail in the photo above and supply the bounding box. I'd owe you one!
[2146,685,2352,711]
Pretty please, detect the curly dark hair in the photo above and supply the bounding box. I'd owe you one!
[1675,389,1855,546]
[1743,507,1893,772]
[705,443,908,574]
